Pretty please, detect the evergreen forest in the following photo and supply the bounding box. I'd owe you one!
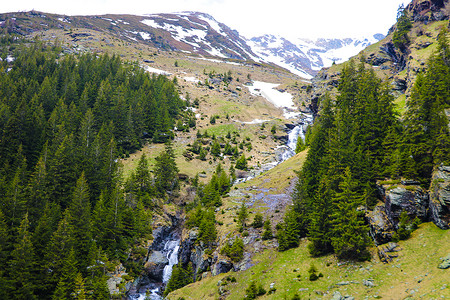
[277,30,450,260]
[0,41,189,298]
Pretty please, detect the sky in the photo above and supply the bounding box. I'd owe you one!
[1,0,411,39]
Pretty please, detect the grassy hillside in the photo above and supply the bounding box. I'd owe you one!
[168,222,450,300]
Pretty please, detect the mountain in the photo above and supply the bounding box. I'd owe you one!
[138,12,259,61]
[248,34,385,79]
[0,10,383,78]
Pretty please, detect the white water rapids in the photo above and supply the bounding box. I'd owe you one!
[162,240,180,284]
[129,239,180,300]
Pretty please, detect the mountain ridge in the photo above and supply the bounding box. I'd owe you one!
[0,10,383,78]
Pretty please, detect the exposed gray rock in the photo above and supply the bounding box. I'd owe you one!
[107,277,122,295]
[144,251,168,281]
[147,251,168,265]
[367,203,395,245]
[438,254,450,269]
[363,279,375,287]
[191,245,211,274]
[212,259,233,276]
[384,185,429,226]
[429,166,450,229]
[331,291,344,300]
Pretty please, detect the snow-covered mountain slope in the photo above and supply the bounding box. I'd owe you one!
[1,10,383,78]
[248,34,385,79]
[139,12,259,61]
[138,12,384,78]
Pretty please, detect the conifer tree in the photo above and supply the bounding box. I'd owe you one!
[331,168,371,260]
[154,141,179,196]
[67,173,93,270]
[52,248,78,300]
[9,213,37,299]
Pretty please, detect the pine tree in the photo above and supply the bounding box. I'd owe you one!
[0,210,9,299]
[237,201,248,229]
[52,248,78,299]
[330,168,371,260]
[9,213,37,299]
[47,134,77,209]
[198,210,217,245]
[73,272,87,300]
[235,154,247,170]
[46,213,74,288]
[307,180,333,257]
[262,220,273,240]
[154,141,179,196]
[67,173,93,271]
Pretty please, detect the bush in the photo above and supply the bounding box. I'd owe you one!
[221,238,244,262]
[244,282,266,300]
[308,263,319,281]
[262,220,272,240]
[252,213,264,228]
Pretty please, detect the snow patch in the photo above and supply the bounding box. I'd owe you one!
[139,32,151,40]
[247,81,298,119]
[247,81,294,108]
[184,76,199,82]
[196,14,225,36]
[142,65,172,76]
[234,119,270,124]
[57,17,70,23]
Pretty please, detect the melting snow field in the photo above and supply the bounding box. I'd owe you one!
[143,66,172,76]
[247,81,298,118]
[234,119,270,124]
[184,76,199,82]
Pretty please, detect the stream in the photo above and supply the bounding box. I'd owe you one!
[128,237,181,300]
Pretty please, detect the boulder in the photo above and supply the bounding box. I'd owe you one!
[191,245,211,274]
[144,251,168,281]
[331,291,344,300]
[383,185,429,226]
[438,254,450,269]
[429,166,450,229]
[212,259,233,276]
[367,203,395,245]
[363,279,375,287]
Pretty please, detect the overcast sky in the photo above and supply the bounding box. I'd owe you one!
[1,0,411,39]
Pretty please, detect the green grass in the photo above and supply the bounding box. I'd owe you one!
[239,149,308,193]
[168,222,450,300]
[204,123,239,137]
[394,94,407,116]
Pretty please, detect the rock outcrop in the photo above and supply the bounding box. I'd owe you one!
[384,185,429,224]
[179,229,215,278]
[438,253,450,269]
[371,167,450,243]
[367,203,395,245]
[429,166,450,229]
[144,251,168,281]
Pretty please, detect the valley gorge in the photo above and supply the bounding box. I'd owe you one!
[0,0,449,299]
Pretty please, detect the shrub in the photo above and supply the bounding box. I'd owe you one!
[308,263,319,281]
[221,238,244,262]
[252,213,264,228]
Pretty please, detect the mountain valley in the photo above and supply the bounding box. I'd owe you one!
[0,1,449,300]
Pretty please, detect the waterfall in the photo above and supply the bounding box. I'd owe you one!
[287,125,302,152]
[277,125,303,161]
[162,240,180,283]
[128,238,180,300]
